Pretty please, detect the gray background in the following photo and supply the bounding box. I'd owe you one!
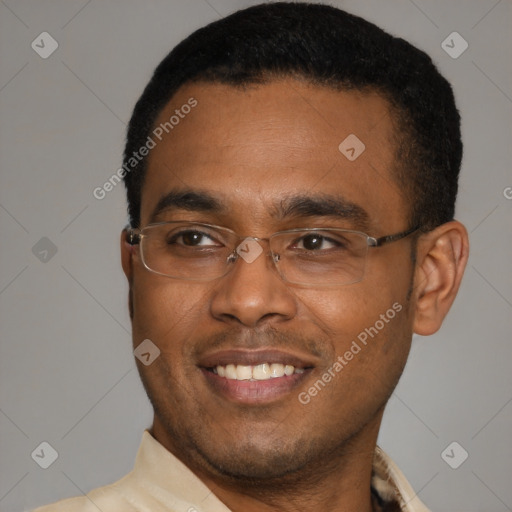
[0,0,511,511]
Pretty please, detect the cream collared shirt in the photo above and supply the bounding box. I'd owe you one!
[33,430,430,512]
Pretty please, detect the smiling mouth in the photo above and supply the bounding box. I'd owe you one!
[202,364,312,404]
[198,349,316,403]
[209,363,307,381]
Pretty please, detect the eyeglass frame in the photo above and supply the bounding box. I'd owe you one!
[125,221,421,286]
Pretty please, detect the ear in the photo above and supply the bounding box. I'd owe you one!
[412,221,469,336]
[121,228,135,320]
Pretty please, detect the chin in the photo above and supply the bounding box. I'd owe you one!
[189,418,350,487]
[198,440,314,482]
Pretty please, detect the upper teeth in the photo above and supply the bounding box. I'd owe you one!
[214,363,305,381]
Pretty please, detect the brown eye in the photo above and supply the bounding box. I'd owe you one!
[301,234,323,250]
[181,231,205,246]
[295,233,345,251]
[167,230,217,247]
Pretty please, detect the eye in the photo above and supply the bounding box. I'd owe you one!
[294,233,344,251]
[167,229,221,247]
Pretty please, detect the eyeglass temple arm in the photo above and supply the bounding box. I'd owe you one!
[368,225,421,247]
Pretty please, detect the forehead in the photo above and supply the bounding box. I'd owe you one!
[141,79,408,233]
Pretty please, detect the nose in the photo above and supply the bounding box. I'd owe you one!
[209,239,297,328]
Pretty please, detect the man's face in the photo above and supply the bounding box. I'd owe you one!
[126,79,417,481]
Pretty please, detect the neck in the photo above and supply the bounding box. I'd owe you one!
[152,409,385,512]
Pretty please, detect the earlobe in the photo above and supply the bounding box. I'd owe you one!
[412,221,469,336]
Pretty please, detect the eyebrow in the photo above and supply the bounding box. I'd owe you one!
[150,189,225,223]
[149,188,370,229]
[275,193,370,229]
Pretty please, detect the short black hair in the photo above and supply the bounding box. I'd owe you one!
[123,1,462,231]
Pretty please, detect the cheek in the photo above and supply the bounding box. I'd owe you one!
[292,270,413,384]
[131,273,212,348]
[294,279,405,342]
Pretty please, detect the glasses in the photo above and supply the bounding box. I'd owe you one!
[126,221,420,287]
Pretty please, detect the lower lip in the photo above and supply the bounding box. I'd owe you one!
[200,368,311,404]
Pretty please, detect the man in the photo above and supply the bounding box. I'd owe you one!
[35,2,469,511]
